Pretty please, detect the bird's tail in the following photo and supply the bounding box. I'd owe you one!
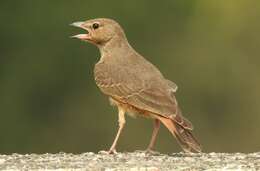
[155,115,202,153]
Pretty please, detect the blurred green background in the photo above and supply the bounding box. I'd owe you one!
[0,0,259,154]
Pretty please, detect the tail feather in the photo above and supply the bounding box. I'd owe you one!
[155,115,202,153]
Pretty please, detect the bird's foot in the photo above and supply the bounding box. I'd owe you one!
[145,149,160,155]
[98,149,117,155]
[108,148,117,154]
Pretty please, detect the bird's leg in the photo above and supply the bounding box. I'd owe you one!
[146,119,160,152]
[107,106,126,154]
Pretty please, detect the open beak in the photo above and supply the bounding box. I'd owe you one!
[70,22,85,28]
[70,21,90,40]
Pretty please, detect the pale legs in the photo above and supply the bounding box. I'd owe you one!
[107,106,126,154]
[146,119,160,152]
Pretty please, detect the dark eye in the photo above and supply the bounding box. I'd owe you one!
[92,23,99,29]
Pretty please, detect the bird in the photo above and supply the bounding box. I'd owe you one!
[71,18,201,154]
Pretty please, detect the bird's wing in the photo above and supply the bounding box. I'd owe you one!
[166,79,178,92]
[94,62,177,117]
[94,61,193,130]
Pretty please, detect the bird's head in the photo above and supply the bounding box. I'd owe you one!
[71,18,125,46]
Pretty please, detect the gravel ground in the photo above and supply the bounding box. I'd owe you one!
[0,151,259,171]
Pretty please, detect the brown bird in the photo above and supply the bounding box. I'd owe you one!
[71,18,201,154]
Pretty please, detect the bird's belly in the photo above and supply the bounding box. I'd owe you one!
[109,97,155,119]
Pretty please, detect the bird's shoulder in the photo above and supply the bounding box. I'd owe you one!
[95,52,163,79]
[94,56,145,95]
[94,52,178,92]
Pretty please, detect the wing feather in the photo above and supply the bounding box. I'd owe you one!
[94,59,192,130]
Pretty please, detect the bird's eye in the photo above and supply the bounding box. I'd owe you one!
[92,23,99,29]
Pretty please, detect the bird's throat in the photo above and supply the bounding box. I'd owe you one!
[98,35,132,58]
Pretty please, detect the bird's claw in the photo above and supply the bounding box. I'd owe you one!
[145,149,160,155]
[98,149,117,155]
[108,149,117,154]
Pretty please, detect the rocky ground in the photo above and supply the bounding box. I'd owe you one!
[0,151,259,171]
